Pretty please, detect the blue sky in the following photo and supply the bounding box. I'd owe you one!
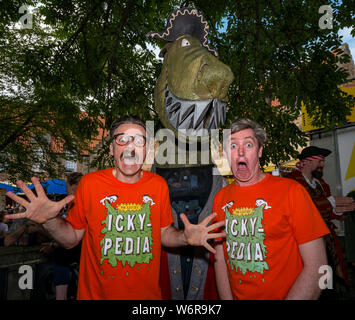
[339,27,355,60]
[150,26,355,63]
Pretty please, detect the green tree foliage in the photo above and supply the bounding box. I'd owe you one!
[0,0,354,179]
[0,0,174,181]
[195,0,354,166]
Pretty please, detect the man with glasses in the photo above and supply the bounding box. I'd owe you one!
[5,115,224,300]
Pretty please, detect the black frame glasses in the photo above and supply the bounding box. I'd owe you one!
[113,133,146,147]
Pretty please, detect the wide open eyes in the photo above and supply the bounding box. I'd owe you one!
[181,38,191,47]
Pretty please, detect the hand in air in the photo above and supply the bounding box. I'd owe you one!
[5,177,74,224]
[180,212,226,254]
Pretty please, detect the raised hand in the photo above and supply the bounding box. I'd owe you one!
[180,212,226,254]
[5,177,74,224]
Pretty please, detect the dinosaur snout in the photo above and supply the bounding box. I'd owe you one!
[195,54,234,101]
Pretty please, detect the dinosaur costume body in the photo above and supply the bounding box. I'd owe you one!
[147,7,234,299]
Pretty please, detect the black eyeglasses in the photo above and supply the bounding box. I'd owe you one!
[113,133,146,147]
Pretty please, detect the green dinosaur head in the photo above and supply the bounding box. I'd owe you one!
[148,8,234,138]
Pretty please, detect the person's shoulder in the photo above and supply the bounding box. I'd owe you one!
[283,169,301,179]
[215,181,234,200]
[81,168,112,182]
[318,177,330,187]
[143,170,168,186]
[267,174,302,190]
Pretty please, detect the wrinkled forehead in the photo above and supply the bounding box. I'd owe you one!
[113,123,146,136]
[229,128,258,143]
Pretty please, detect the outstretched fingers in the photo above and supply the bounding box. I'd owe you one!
[203,241,217,254]
[206,232,226,242]
[179,213,190,227]
[200,212,218,227]
[207,220,225,232]
[58,194,75,208]
[31,177,46,198]
[5,190,28,207]
[4,209,28,220]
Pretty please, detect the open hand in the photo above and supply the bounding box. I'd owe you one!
[180,212,226,254]
[5,177,74,224]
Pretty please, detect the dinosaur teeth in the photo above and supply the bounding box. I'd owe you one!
[214,99,220,124]
[164,86,227,136]
[166,96,173,106]
[193,101,212,129]
[179,103,195,124]
[220,102,226,124]
[169,110,180,128]
[206,111,218,131]
[178,112,194,129]
[169,102,181,114]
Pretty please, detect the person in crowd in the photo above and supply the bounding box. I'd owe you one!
[0,211,9,246]
[213,118,329,300]
[43,172,83,300]
[4,206,49,246]
[285,146,355,295]
[5,115,225,300]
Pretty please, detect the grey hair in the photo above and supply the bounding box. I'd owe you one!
[109,115,146,138]
[228,118,267,147]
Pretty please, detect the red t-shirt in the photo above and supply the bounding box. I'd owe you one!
[213,174,330,300]
[66,169,173,300]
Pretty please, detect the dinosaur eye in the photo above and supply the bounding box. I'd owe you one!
[181,38,191,47]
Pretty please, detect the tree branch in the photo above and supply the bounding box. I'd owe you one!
[52,1,103,67]
[0,114,35,151]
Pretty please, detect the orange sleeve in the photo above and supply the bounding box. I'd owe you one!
[212,191,225,240]
[65,177,88,230]
[212,190,225,223]
[159,178,174,228]
[289,182,330,244]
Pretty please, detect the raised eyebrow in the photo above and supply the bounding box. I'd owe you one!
[116,133,145,137]
[230,136,257,142]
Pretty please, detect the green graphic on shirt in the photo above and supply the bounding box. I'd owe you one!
[100,201,153,268]
[225,204,269,275]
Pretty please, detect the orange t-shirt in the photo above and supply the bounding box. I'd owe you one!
[213,174,330,300]
[66,169,173,300]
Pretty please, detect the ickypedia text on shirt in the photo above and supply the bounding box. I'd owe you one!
[100,199,154,277]
[224,203,269,281]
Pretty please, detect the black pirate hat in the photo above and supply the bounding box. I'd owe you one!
[298,146,332,160]
[146,7,218,57]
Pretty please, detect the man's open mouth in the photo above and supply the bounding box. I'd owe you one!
[121,150,140,165]
[237,161,248,170]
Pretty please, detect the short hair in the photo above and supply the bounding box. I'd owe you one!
[109,115,147,138]
[66,172,83,186]
[228,118,267,147]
